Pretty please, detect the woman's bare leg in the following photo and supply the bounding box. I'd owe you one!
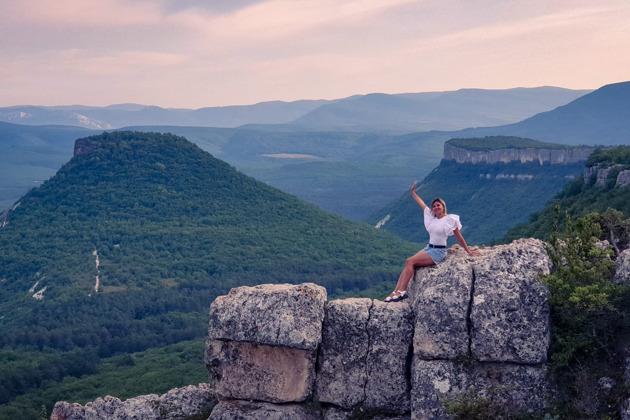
[393,251,435,293]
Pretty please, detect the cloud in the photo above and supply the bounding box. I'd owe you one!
[0,0,628,107]
[4,0,162,27]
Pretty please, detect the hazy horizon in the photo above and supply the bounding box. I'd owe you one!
[1,0,628,109]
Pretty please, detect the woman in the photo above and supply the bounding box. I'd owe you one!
[385,181,480,302]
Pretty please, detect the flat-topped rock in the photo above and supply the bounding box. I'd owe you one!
[208,282,327,350]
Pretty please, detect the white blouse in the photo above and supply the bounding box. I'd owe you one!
[423,207,462,246]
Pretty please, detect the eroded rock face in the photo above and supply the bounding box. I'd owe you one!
[411,359,549,419]
[364,300,414,412]
[206,340,316,402]
[206,283,326,403]
[208,283,327,350]
[316,298,372,408]
[614,249,630,285]
[444,143,593,165]
[408,257,473,360]
[469,240,551,363]
[50,384,215,420]
[408,238,550,364]
[405,238,551,418]
[316,299,413,413]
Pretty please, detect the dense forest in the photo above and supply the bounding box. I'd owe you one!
[446,136,585,151]
[0,131,419,418]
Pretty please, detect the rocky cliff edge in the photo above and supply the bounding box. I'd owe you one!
[52,238,552,420]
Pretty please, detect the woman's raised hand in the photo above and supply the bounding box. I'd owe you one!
[411,181,417,192]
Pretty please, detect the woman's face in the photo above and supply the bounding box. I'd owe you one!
[432,200,445,218]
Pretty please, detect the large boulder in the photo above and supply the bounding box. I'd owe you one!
[207,283,327,350]
[316,299,413,413]
[410,358,549,420]
[408,238,551,364]
[206,340,317,403]
[316,298,372,408]
[205,283,326,402]
[470,239,551,363]
[407,257,473,360]
[364,300,414,412]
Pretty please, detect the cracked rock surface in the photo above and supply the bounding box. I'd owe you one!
[316,298,413,413]
[207,282,327,350]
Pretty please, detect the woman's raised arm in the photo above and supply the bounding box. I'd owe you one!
[410,181,427,211]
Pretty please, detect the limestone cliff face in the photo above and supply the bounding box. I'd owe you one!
[584,164,630,188]
[51,239,553,420]
[443,142,593,165]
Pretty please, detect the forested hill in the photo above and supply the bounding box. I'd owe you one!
[503,146,630,242]
[0,131,418,412]
[367,136,591,245]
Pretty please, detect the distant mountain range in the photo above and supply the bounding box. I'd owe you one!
[0,87,589,132]
[289,87,591,132]
[0,82,628,221]
[454,81,630,145]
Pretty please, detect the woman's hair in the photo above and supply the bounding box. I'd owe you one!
[430,198,447,216]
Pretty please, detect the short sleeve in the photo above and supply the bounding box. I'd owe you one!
[443,214,462,237]
[423,207,433,230]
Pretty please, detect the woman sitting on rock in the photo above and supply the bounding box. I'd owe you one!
[385,181,480,302]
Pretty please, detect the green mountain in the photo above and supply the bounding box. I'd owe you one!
[0,131,418,413]
[0,122,95,211]
[503,146,630,242]
[366,136,592,245]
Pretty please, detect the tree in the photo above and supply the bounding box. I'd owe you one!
[585,208,630,257]
[543,206,630,417]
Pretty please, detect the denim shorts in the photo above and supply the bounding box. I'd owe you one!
[422,245,447,264]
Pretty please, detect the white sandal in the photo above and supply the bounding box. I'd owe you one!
[384,291,399,302]
[384,290,407,302]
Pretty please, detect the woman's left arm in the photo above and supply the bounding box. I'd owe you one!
[453,228,481,256]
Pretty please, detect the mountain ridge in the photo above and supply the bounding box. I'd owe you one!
[454,81,630,145]
[0,87,589,132]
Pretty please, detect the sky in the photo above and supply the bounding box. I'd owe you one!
[1,0,629,109]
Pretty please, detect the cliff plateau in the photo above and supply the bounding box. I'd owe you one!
[443,141,593,165]
[52,238,553,419]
